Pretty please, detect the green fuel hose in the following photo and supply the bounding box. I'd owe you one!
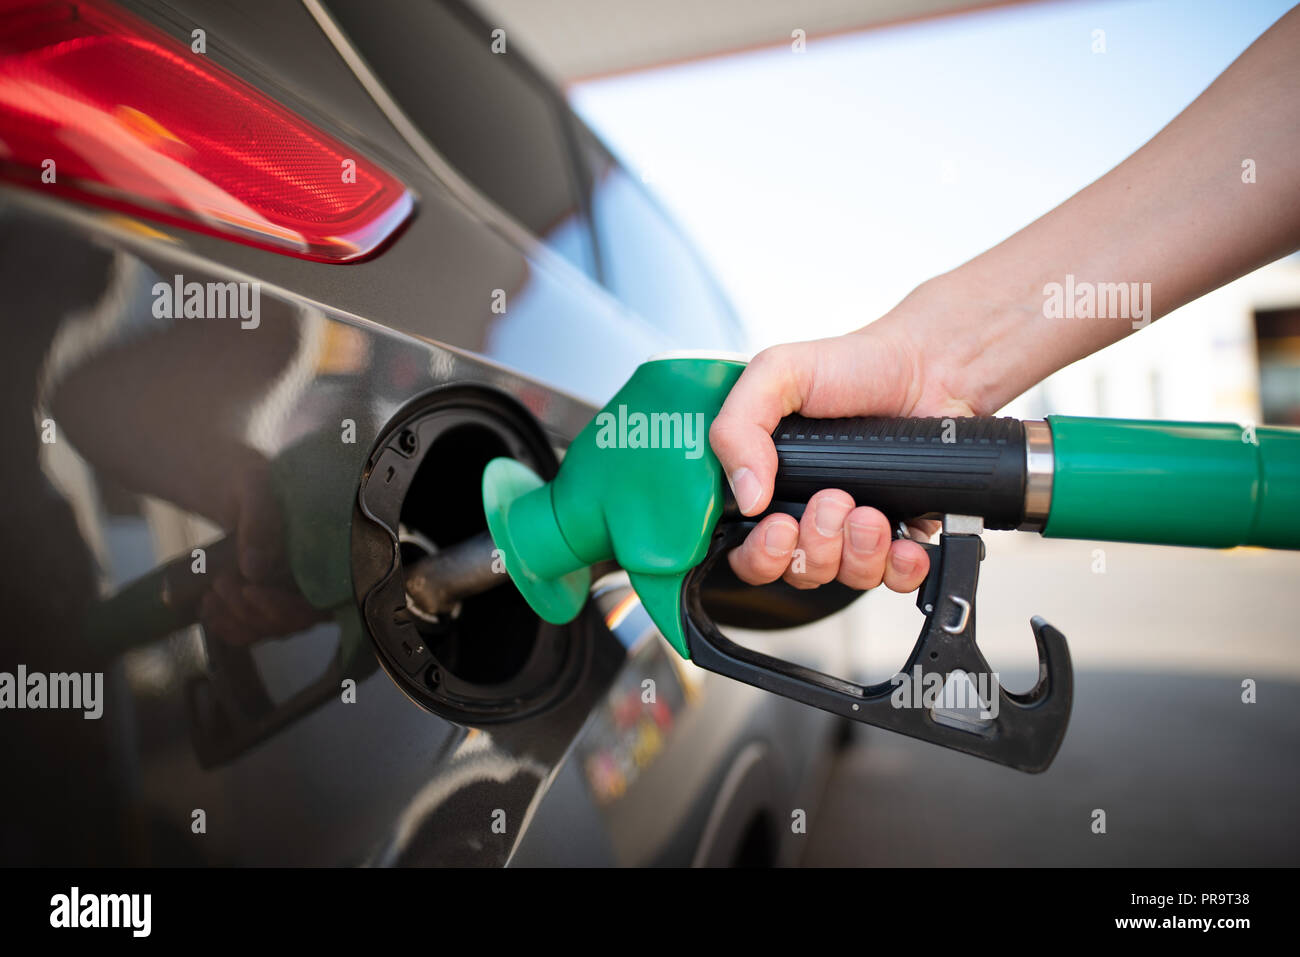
[1043,416,1300,549]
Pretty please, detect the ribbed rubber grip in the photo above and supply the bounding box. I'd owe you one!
[771,415,1028,529]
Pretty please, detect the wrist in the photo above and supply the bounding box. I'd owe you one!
[882,268,1045,416]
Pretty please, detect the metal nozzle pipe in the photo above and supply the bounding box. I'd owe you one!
[403,530,503,619]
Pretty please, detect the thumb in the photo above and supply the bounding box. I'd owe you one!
[709,346,811,515]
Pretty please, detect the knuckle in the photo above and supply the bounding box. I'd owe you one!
[782,572,822,590]
[708,414,733,444]
[838,561,883,590]
[794,536,837,568]
[730,548,781,585]
[749,346,780,370]
[749,345,797,385]
[788,559,836,586]
[730,560,771,587]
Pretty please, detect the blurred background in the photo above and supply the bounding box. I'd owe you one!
[474,0,1300,864]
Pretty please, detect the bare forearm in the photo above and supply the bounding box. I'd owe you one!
[903,5,1300,414]
[711,6,1300,598]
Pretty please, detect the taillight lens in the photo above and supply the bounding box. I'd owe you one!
[0,0,413,262]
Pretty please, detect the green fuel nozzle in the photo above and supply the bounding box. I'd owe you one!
[483,356,745,657]
[482,355,1300,772]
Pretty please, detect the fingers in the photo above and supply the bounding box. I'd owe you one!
[883,538,931,592]
[710,346,810,515]
[905,518,940,543]
[709,327,954,595]
[709,334,918,517]
[727,513,800,585]
[783,489,854,588]
[725,494,925,595]
[836,506,892,590]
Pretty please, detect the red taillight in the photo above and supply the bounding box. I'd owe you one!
[0,0,413,262]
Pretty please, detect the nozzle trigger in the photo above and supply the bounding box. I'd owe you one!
[680,518,1073,772]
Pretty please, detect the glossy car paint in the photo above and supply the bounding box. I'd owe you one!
[0,0,845,865]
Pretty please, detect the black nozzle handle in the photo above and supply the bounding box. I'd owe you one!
[771,414,1028,530]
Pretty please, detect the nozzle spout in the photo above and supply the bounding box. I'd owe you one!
[402,530,502,620]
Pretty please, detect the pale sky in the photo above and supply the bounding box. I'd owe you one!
[572,0,1296,353]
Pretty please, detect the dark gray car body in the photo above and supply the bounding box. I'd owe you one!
[0,0,846,866]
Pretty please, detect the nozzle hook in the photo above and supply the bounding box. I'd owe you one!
[681,516,1073,772]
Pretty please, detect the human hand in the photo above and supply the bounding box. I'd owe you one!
[709,286,987,594]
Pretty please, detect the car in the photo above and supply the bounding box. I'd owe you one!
[0,0,855,866]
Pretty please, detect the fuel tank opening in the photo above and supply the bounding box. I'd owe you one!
[351,388,584,723]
